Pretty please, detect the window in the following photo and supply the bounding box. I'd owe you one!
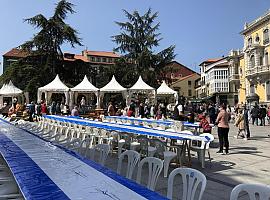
[260,56,263,66]
[188,81,192,86]
[248,37,252,47]
[265,52,269,66]
[250,84,255,94]
[90,57,95,62]
[108,58,112,63]
[250,55,255,68]
[96,57,101,62]
[188,89,192,96]
[255,34,260,43]
[102,57,107,62]
[263,29,269,44]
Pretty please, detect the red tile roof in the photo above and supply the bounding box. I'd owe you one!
[199,58,222,66]
[3,48,29,58]
[171,73,200,84]
[64,54,89,63]
[85,50,120,58]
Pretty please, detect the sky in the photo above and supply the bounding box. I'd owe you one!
[1,0,270,74]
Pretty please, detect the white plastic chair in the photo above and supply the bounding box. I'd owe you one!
[90,144,110,166]
[167,168,207,200]
[150,139,178,177]
[117,150,140,179]
[190,133,214,168]
[79,137,95,157]
[136,157,163,191]
[230,183,270,200]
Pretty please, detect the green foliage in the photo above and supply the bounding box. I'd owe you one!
[0,0,83,101]
[112,8,176,87]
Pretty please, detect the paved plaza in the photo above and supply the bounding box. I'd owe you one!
[104,123,270,199]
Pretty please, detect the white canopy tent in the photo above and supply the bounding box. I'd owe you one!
[0,80,24,106]
[70,75,99,108]
[157,80,178,104]
[99,75,127,108]
[129,76,156,105]
[37,74,69,105]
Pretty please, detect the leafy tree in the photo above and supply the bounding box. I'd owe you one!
[0,0,83,100]
[21,0,82,73]
[112,8,175,87]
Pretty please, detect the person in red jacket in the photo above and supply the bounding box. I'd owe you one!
[41,101,47,116]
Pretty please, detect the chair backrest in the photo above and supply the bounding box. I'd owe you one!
[198,133,214,150]
[79,137,94,157]
[68,138,82,150]
[150,139,166,158]
[90,144,110,165]
[136,135,149,156]
[117,150,140,179]
[136,157,163,191]
[167,168,207,200]
[230,184,270,200]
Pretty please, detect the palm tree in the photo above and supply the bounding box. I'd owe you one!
[21,0,82,73]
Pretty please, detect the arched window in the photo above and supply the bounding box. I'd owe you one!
[248,37,252,47]
[250,55,255,68]
[265,52,269,66]
[263,29,269,44]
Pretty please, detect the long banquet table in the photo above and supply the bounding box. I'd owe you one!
[104,116,174,126]
[0,119,167,200]
[45,115,210,142]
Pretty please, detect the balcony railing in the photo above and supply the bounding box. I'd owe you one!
[246,65,270,77]
[228,74,240,82]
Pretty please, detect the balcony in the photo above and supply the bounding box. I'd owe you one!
[246,65,270,78]
[228,74,240,82]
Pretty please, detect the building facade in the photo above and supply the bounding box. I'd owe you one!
[238,10,270,104]
[164,61,197,83]
[170,73,201,101]
[2,48,28,72]
[199,57,237,105]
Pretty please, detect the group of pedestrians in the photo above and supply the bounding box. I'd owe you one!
[250,104,268,126]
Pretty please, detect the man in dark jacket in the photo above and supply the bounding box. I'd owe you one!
[259,105,267,126]
[251,105,260,126]
[208,104,216,124]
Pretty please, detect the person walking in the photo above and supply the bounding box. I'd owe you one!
[243,105,251,138]
[216,104,230,154]
[234,108,248,140]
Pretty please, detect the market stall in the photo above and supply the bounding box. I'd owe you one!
[37,75,69,105]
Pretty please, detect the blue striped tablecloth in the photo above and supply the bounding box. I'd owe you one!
[0,119,167,200]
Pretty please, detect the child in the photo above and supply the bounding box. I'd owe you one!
[234,108,247,140]
[199,114,212,133]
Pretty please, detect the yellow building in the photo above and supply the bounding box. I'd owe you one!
[170,73,201,101]
[238,10,270,104]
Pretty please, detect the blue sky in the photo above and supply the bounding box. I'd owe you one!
[1,0,270,74]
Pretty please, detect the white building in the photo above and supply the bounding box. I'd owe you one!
[199,57,236,105]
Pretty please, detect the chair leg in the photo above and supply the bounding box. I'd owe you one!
[164,156,175,178]
[201,150,205,168]
[118,142,125,158]
[208,149,211,163]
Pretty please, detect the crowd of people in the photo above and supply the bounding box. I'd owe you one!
[2,96,270,155]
